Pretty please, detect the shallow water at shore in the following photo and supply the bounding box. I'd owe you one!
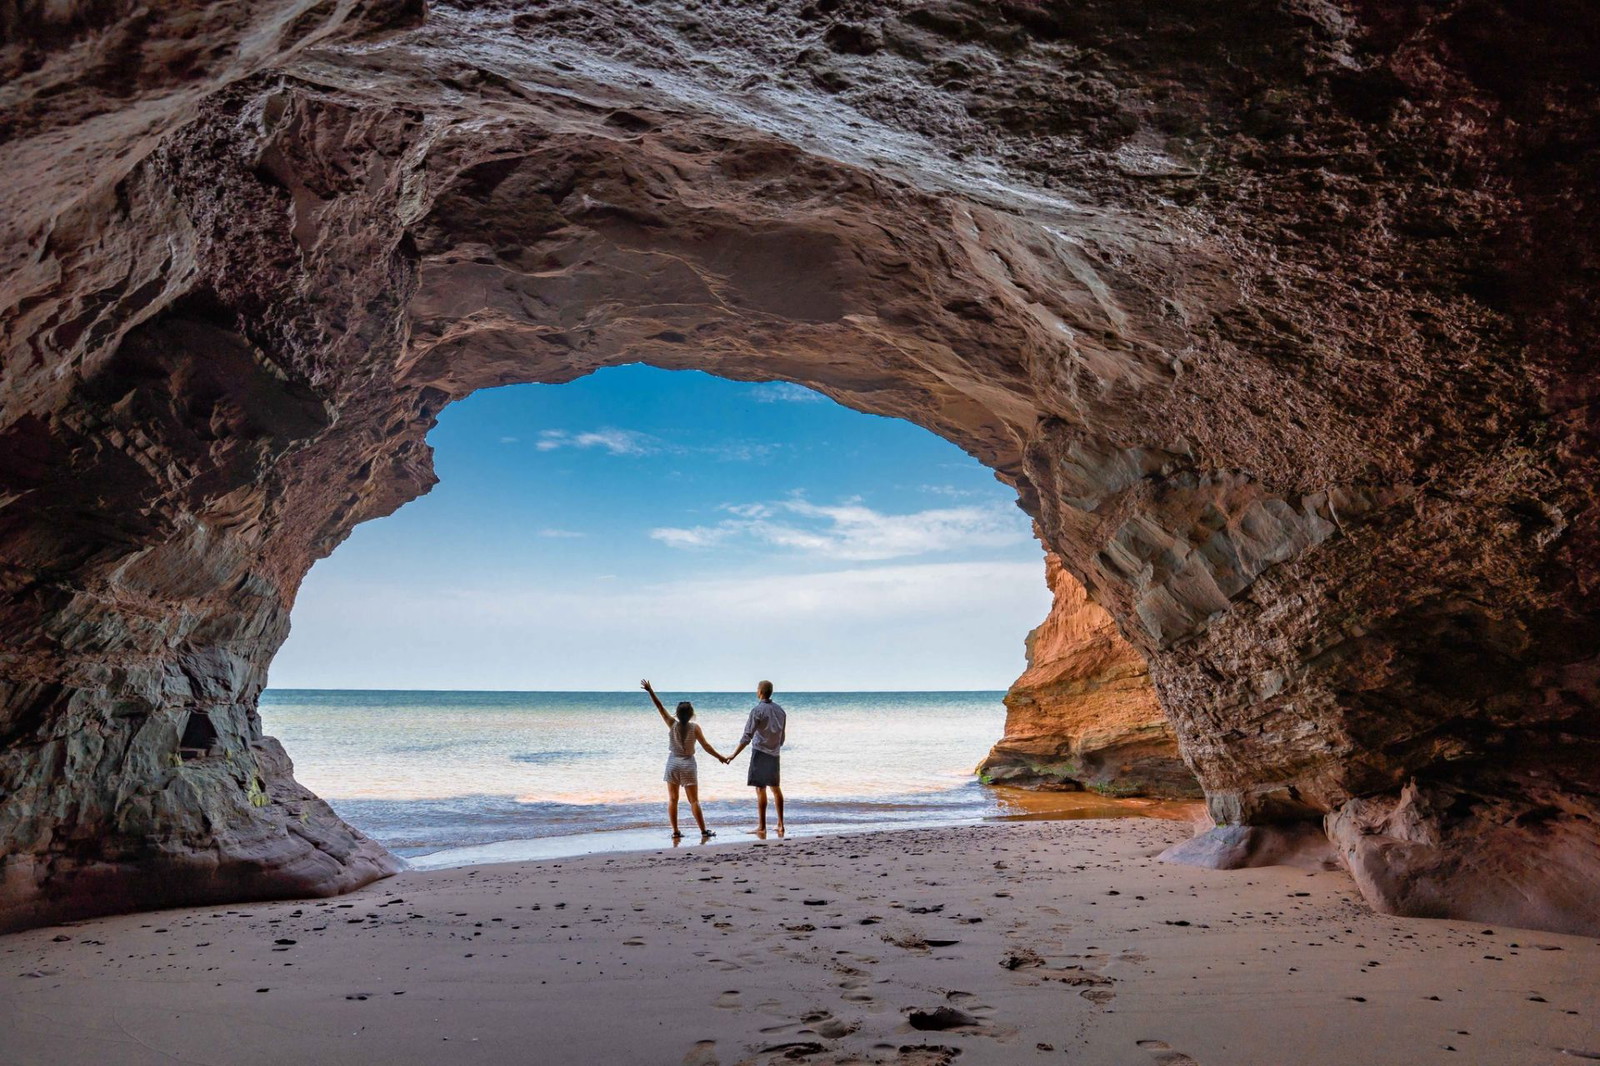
[404,787,1202,870]
[261,689,1199,862]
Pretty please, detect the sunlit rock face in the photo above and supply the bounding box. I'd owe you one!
[981,551,1198,798]
[1,1,1596,933]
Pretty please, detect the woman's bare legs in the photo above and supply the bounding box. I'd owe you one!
[685,784,710,836]
[667,781,682,837]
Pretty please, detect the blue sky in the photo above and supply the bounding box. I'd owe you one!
[269,366,1052,690]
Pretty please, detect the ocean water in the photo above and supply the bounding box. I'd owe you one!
[259,689,1194,866]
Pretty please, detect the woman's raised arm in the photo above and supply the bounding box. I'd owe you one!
[640,679,674,727]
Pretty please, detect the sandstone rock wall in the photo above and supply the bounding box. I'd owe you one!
[2,1,1597,934]
[981,551,1198,798]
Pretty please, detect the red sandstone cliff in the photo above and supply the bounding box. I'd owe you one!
[982,554,1199,798]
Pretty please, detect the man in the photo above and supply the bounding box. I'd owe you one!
[728,680,786,836]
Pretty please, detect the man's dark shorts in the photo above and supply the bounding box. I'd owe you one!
[748,750,780,788]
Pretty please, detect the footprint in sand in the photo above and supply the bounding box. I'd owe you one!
[891,1044,962,1066]
[838,976,876,1004]
[682,1039,720,1066]
[806,1011,859,1040]
[1050,966,1114,990]
[762,1009,861,1042]
[1137,1039,1199,1065]
[755,1041,827,1062]
[716,990,742,1009]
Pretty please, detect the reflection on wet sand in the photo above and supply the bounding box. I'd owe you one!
[985,785,1204,824]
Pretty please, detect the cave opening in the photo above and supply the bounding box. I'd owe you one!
[254,363,1192,865]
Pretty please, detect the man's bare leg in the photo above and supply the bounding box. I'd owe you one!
[771,784,785,835]
[755,786,768,833]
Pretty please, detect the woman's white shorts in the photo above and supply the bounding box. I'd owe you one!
[664,756,698,786]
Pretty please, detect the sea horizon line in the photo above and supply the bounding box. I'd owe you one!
[263,686,1011,695]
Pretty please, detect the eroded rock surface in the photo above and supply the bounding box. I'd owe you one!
[2,1,1597,933]
[981,551,1198,798]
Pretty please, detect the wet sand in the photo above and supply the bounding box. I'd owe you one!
[403,789,1203,870]
[4,819,1597,1065]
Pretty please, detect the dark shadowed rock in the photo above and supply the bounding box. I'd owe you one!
[1159,822,1337,872]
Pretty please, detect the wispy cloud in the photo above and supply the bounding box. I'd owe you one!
[529,427,775,462]
[535,428,656,456]
[498,436,520,445]
[920,483,983,498]
[708,442,781,462]
[632,561,1042,617]
[749,382,826,404]
[650,526,728,550]
[314,561,1043,624]
[537,528,586,538]
[650,496,1030,561]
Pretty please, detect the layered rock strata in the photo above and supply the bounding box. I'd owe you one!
[981,551,1198,798]
[1,1,1597,934]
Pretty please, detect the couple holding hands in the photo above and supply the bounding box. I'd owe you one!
[641,678,787,840]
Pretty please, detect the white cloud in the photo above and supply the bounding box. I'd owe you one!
[498,436,520,445]
[749,382,826,404]
[708,441,780,462]
[650,496,1030,561]
[537,528,586,538]
[528,428,772,462]
[650,526,730,549]
[535,428,655,456]
[654,561,1041,618]
[297,561,1043,627]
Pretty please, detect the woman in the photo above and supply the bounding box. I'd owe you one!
[641,679,730,839]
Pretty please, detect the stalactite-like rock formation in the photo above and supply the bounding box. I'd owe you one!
[2,1,1597,934]
[981,551,1197,797]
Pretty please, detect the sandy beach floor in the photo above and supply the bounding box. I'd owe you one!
[4,819,1597,1065]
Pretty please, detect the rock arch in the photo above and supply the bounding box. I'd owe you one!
[2,1,1596,935]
